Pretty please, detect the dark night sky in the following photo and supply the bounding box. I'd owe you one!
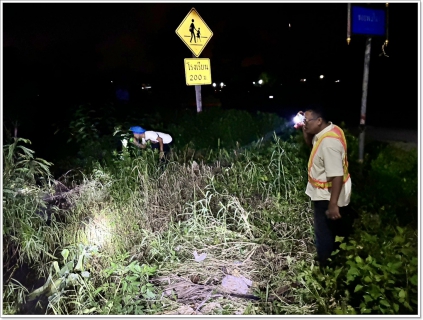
[2,1,420,158]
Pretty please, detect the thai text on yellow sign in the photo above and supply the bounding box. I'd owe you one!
[184,58,212,86]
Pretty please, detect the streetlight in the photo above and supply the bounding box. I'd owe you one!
[320,75,324,79]
[258,79,263,85]
[212,83,216,87]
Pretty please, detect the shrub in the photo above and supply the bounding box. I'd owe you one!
[169,107,285,151]
[359,145,417,226]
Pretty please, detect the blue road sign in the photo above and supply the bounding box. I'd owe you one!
[352,6,386,37]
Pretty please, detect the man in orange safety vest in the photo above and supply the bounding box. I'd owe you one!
[295,104,352,268]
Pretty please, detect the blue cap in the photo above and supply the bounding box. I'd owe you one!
[129,126,146,134]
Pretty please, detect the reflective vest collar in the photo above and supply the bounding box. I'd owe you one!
[312,122,333,146]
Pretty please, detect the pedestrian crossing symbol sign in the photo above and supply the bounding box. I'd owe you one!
[175,8,213,57]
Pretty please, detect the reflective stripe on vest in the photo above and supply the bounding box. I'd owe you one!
[308,125,350,189]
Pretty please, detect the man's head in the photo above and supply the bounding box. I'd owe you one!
[303,104,329,135]
[130,126,146,139]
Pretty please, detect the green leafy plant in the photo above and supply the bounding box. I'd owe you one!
[301,215,418,315]
[82,255,158,315]
[66,103,120,171]
[3,137,57,268]
[3,137,53,190]
[365,146,417,225]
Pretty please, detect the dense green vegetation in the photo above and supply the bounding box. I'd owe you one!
[3,105,418,315]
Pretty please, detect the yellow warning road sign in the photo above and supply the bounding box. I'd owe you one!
[184,58,212,86]
[176,8,213,57]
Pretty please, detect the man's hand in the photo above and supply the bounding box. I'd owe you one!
[326,176,343,220]
[326,202,341,220]
[156,136,165,158]
[302,125,314,148]
[131,139,146,149]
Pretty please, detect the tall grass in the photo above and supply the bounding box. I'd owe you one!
[3,133,321,315]
[5,122,416,315]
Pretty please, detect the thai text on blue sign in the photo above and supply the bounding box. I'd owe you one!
[352,6,386,36]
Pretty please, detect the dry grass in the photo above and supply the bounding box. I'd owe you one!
[4,138,319,315]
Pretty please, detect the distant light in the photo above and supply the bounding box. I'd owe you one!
[269,96,274,99]
[258,79,263,85]
[320,75,324,79]
[220,82,224,87]
[253,82,255,85]
[141,87,144,90]
[335,80,340,83]
[289,23,291,28]
[212,83,216,87]
[300,79,307,82]
[111,81,113,83]
[145,86,151,89]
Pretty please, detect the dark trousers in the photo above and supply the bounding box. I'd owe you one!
[313,200,354,267]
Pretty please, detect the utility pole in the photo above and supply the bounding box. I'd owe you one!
[347,3,388,165]
[358,37,372,164]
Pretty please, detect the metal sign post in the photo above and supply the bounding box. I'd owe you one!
[193,53,203,113]
[348,4,388,164]
[358,37,372,164]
